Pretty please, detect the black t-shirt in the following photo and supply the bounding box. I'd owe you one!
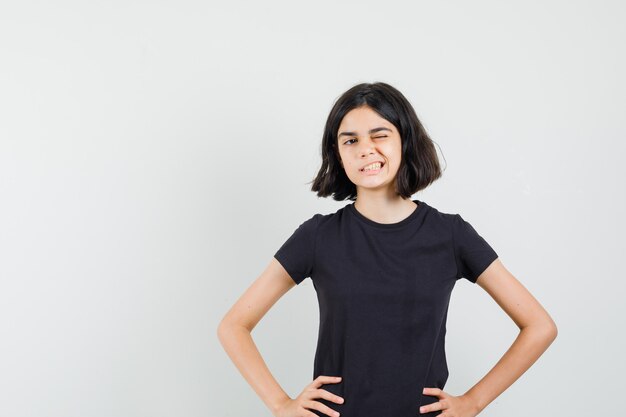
[274,199,498,417]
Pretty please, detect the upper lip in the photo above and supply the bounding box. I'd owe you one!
[359,160,385,171]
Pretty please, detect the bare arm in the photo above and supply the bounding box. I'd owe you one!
[216,257,297,414]
[462,258,558,414]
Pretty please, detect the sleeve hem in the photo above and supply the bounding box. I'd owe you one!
[467,252,499,283]
[273,254,301,285]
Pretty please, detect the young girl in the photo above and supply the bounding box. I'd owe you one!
[217,82,557,417]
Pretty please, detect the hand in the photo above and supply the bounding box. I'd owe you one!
[419,387,480,416]
[274,375,345,417]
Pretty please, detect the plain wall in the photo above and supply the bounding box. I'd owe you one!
[1,1,624,416]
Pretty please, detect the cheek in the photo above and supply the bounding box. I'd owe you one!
[391,146,403,166]
[388,162,401,176]
[386,153,403,174]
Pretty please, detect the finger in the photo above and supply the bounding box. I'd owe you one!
[420,400,444,414]
[311,375,342,388]
[316,388,345,405]
[423,387,444,397]
[304,399,341,417]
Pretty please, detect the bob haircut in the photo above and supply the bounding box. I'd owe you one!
[310,82,443,201]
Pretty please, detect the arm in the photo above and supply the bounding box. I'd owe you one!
[463,258,558,414]
[216,257,297,415]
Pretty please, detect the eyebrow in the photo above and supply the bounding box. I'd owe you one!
[337,126,392,139]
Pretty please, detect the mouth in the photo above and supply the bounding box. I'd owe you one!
[359,161,385,172]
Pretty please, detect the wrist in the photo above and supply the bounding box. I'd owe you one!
[462,391,485,415]
[271,395,292,416]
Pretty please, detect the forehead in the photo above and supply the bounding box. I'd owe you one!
[338,106,394,132]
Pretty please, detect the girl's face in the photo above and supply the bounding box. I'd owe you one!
[336,106,403,194]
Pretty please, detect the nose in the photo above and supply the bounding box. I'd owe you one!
[359,148,376,159]
[358,139,376,157]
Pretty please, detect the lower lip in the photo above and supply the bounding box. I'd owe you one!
[360,165,383,175]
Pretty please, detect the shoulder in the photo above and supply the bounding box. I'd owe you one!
[422,202,473,224]
[284,204,347,230]
[416,203,486,243]
[416,202,458,232]
[313,204,350,228]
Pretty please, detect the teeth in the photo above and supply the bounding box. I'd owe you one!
[362,162,382,171]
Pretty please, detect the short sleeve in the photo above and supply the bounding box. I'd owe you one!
[452,214,498,283]
[273,214,320,285]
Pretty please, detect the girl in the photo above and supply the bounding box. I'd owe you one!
[217,82,557,417]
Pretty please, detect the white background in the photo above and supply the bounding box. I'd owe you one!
[1,1,624,416]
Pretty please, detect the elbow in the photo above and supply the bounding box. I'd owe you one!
[217,317,250,346]
[547,320,558,342]
[216,320,224,344]
[536,318,558,345]
[216,318,232,345]
[522,317,558,344]
[543,312,558,341]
